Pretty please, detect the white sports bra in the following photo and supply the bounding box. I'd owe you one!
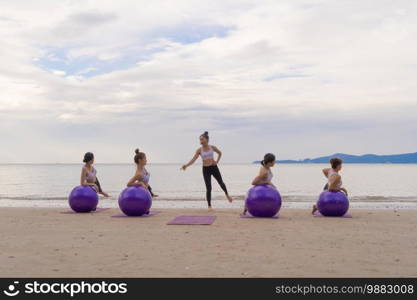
[327,169,342,188]
[200,146,214,161]
[263,166,273,181]
[139,168,150,184]
[85,167,96,183]
[267,169,273,181]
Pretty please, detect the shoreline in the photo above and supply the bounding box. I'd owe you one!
[1,199,417,210]
[0,207,416,277]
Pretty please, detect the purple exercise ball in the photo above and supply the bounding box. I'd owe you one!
[118,186,152,216]
[68,185,99,213]
[246,185,282,217]
[317,190,349,216]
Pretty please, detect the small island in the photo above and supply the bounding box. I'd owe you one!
[253,152,417,164]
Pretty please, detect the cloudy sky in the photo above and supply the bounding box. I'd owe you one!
[1,0,416,163]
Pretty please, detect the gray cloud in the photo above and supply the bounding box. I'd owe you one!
[69,11,118,26]
[0,0,417,163]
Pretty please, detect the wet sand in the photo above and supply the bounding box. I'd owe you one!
[0,207,416,277]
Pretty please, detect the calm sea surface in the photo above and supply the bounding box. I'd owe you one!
[0,164,416,209]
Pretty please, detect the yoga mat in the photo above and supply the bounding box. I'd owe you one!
[167,215,216,225]
[60,207,110,214]
[313,211,352,218]
[240,213,279,219]
[111,211,161,218]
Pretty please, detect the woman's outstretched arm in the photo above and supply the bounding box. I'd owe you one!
[181,149,200,170]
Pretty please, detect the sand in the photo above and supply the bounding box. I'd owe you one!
[0,207,416,277]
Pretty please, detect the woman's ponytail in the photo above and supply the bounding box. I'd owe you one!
[134,148,145,164]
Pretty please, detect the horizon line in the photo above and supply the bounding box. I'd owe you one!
[1,162,417,165]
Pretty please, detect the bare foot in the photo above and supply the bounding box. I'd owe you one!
[208,206,213,211]
[226,195,233,203]
[100,192,109,197]
[312,204,318,215]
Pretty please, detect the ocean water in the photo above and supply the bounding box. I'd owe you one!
[0,163,416,209]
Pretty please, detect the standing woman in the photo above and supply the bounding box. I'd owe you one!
[127,149,157,197]
[312,157,348,214]
[181,131,232,209]
[80,152,109,197]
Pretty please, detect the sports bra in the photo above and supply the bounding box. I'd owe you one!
[327,169,342,188]
[139,168,150,184]
[266,169,273,181]
[200,146,214,161]
[85,167,96,182]
[262,166,273,181]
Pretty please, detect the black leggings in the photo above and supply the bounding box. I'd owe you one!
[95,177,103,193]
[202,165,229,206]
[148,185,155,197]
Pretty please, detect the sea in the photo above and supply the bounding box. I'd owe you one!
[0,163,416,209]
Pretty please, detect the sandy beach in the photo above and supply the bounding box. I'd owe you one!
[0,207,416,277]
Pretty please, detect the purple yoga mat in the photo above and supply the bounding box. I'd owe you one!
[313,211,352,218]
[240,213,279,219]
[167,215,216,225]
[111,210,161,218]
[60,207,110,214]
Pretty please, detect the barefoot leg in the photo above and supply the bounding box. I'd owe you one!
[312,204,318,215]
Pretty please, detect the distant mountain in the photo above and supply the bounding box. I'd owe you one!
[253,152,417,164]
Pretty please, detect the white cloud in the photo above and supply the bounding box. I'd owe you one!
[52,69,66,76]
[76,67,97,75]
[0,0,417,162]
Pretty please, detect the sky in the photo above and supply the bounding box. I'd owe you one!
[0,0,417,163]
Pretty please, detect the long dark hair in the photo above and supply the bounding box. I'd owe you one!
[134,148,146,164]
[261,153,275,166]
[83,152,94,163]
[200,131,209,141]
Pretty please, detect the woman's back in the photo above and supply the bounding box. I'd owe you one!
[327,169,342,188]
